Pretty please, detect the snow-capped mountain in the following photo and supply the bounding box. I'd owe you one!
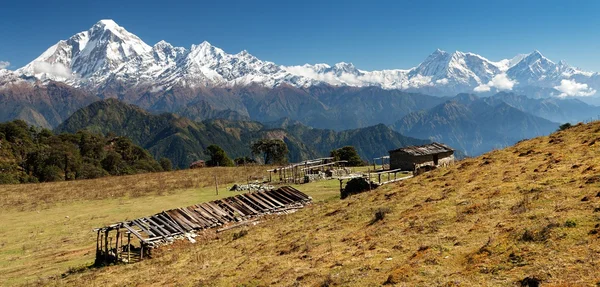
[9,19,600,98]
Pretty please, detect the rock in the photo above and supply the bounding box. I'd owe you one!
[520,277,540,287]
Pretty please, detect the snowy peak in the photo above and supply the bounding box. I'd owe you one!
[9,20,599,97]
[506,50,561,85]
[18,19,151,83]
[411,49,502,88]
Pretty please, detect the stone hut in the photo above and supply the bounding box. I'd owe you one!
[389,142,454,171]
[189,160,205,169]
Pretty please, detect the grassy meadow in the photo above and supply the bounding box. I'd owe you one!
[0,166,341,286]
[5,122,600,285]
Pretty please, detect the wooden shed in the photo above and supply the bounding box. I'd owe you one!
[389,142,454,171]
[94,186,312,265]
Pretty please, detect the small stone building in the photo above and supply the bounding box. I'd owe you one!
[389,142,454,171]
[189,160,205,169]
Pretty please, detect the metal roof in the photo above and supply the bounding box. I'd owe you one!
[389,142,454,156]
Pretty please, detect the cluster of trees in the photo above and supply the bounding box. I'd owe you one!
[203,140,366,168]
[251,139,288,165]
[330,146,364,166]
[0,119,369,185]
[0,120,169,184]
[203,139,289,167]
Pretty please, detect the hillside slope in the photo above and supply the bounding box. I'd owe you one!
[54,122,600,286]
[394,94,559,156]
[56,99,427,167]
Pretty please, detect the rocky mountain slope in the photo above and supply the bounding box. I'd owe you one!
[393,94,559,156]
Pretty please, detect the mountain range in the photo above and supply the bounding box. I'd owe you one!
[393,93,560,155]
[55,99,429,168]
[3,19,600,160]
[2,19,599,99]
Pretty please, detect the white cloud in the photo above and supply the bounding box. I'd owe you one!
[406,74,432,88]
[435,78,449,85]
[0,61,9,69]
[32,61,72,78]
[474,73,517,93]
[473,84,491,92]
[489,73,516,90]
[554,79,596,97]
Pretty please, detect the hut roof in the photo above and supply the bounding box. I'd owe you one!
[389,142,453,156]
[95,186,312,247]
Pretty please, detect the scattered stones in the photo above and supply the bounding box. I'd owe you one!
[229,182,274,192]
[304,172,328,183]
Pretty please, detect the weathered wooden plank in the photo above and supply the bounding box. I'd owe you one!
[217,199,247,218]
[145,217,172,237]
[122,223,147,242]
[231,195,260,214]
[156,213,187,233]
[132,219,156,238]
[244,193,275,210]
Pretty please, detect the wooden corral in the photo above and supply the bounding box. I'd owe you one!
[94,186,311,265]
[389,142,454,172]
[372,156,390,170]
[267,158,349,184]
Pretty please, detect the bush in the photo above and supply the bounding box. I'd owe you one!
[77,162,108,179]
[0,173,19,184]
[371,207,391,224]
[232,229,248,240]
[341,177,378,199]
[159,157,173,171]
[564,220,577,228]
[40,165,64,182]
[558,123,572,131]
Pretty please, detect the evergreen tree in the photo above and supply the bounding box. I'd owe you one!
[251,139,289,165]
[205,144,234,167]
[331,146,364,166]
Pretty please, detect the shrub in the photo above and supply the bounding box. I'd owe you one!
[0,173,19,184]
[160,157,173,171]
[558,123,572,131]
[232,229,248,240]
[77,162,108,179]
[40,165,64,182]
[564,220,577,228]
[371,207,391,224]
[341,177,377,199]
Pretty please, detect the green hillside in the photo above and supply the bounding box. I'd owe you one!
[56,99,429,168]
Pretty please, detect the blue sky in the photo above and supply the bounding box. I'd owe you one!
[1,0,599,71]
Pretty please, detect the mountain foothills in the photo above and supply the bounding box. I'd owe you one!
[0,120,165,184]
[56,99,429,168]
[394,93,560,155]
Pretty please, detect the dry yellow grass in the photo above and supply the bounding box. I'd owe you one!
[0,166,341,286]
[7,122,600,286]
[0,166,269,211]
